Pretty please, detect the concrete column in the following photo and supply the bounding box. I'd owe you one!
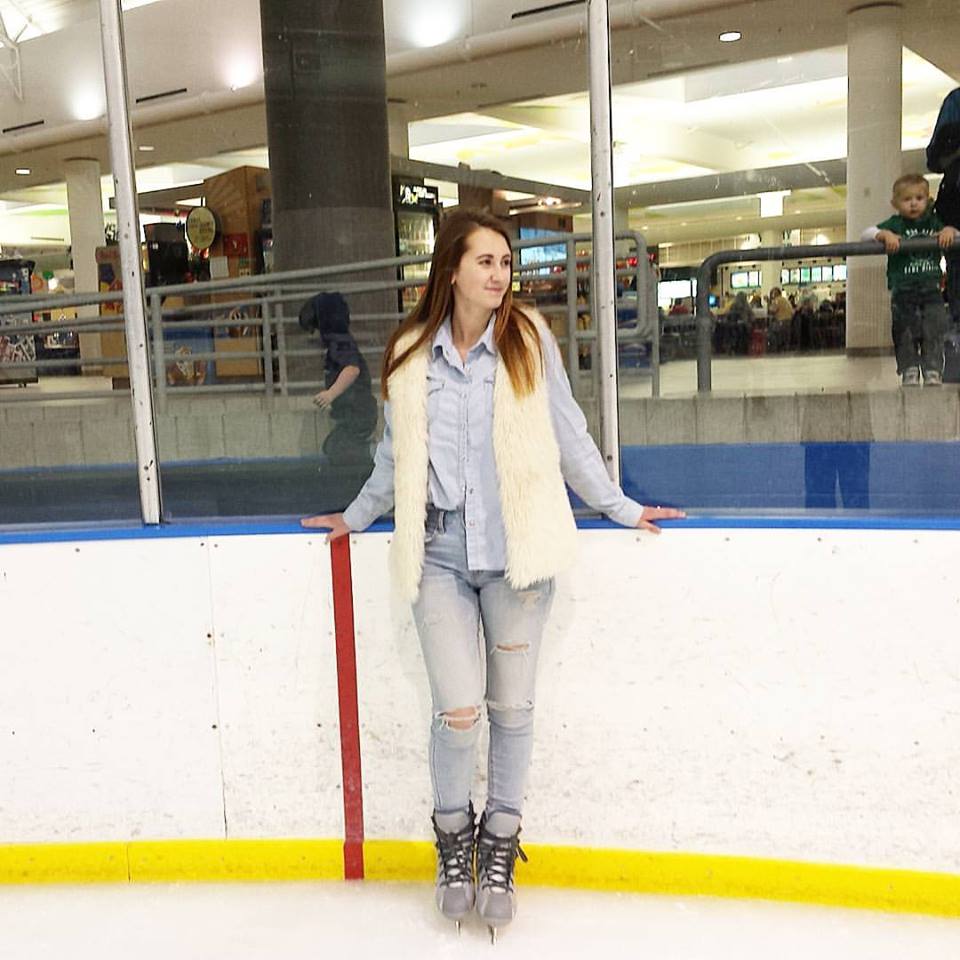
[760,228,782,297]
[260,1,394,272]
[64,157,105,372]
[846,2,902,355]
[388,101,410,158]
[259,0,396,379]
[614,197,632,255]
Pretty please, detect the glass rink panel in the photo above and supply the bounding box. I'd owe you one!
[0,1,959,523]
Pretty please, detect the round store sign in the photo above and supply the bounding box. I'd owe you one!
[186,206,217,251]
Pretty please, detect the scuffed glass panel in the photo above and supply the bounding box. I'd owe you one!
[613,0,960,515]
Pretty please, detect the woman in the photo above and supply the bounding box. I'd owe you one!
[302,209,683,939]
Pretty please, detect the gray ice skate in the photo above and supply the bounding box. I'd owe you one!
[475,811,528,944]
[431,804,477,933]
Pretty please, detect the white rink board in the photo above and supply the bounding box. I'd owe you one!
[3,526,960,872]
[0,534,343,844]
[352,527,960,873]
[0,538,223,842]
[207,534,343,839]
[350,533,434,841]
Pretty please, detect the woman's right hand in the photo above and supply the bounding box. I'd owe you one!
[300,512,351,542]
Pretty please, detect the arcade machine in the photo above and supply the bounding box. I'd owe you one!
[144,222,214,388]
[0,258,38,386]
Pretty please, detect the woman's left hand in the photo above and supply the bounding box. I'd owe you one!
[313,390,334,409]
[636,505,686,535]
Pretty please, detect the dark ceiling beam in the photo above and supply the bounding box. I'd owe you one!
[617,150,928,208]
[119,159,591,213]
[113,181,204,211]
[390,155,590,205]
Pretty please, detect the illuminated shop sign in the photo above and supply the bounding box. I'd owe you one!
[396,182,439,206]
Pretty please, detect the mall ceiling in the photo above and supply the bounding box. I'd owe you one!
[0,0,957,248]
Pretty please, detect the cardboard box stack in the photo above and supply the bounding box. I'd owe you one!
[202,166,271,377]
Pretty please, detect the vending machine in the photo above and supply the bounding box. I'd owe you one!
[0,259,38,386]
[394,179,440,314]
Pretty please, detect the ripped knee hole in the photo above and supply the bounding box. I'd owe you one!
[493,642,530,653]
[438,706,480,731]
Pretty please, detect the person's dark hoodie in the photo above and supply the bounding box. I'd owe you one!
[298,293,374,418]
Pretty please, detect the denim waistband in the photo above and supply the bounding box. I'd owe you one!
[425,504,463,534]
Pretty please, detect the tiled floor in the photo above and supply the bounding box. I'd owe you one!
[1,374,113,395]
[0,353,910,407]
[618,353,904,399]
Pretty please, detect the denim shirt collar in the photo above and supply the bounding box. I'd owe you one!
[432,313,497,365]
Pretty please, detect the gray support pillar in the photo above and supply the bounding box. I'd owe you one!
[259,1,394,273]
[760,228,781,296]
[614,197,632,251]
[260,1,396,377]
[388,101,410,158]
[846,2,902,355]
[64,157,106,373]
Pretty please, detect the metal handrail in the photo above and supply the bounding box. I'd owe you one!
[695,237,960,392]
[1,231,651,399]
[0,230,641,316]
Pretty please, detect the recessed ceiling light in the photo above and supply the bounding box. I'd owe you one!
[719,30,742,42]
[15,168,30,175]
[138,145,155,152]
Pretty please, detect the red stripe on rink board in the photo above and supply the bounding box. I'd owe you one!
[330,535,365,880]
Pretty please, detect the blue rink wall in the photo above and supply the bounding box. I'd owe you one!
[620,442,960,512]
[3,441,960,524]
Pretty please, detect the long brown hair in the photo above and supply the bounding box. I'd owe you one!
[381,208,542,398]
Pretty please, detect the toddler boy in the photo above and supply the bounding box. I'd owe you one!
[862,173,958,385]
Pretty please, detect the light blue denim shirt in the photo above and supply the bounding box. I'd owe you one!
[342,316,644,570]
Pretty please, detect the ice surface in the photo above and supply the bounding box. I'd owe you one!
[0,881,958,960]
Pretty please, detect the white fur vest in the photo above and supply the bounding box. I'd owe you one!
[387,315,578,602]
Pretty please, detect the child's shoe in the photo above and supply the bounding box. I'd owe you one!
[901,367,921,386]
[924,369,943,386]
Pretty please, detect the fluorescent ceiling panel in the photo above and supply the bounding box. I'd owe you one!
[410,45,956,191]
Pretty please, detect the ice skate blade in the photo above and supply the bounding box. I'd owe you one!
[489,924,497,945]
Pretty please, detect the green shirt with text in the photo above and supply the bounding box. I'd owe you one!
[876,209,945,292]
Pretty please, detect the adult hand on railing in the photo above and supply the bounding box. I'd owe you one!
[939,225,959,249]
[300,512,351,542]
[874,229,901,254]
[636,505,686,535]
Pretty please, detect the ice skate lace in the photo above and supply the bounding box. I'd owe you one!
[477,832,528,893]
[434,822,475,888]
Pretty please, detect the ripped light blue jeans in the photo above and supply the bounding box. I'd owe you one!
[412,506,555,820]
